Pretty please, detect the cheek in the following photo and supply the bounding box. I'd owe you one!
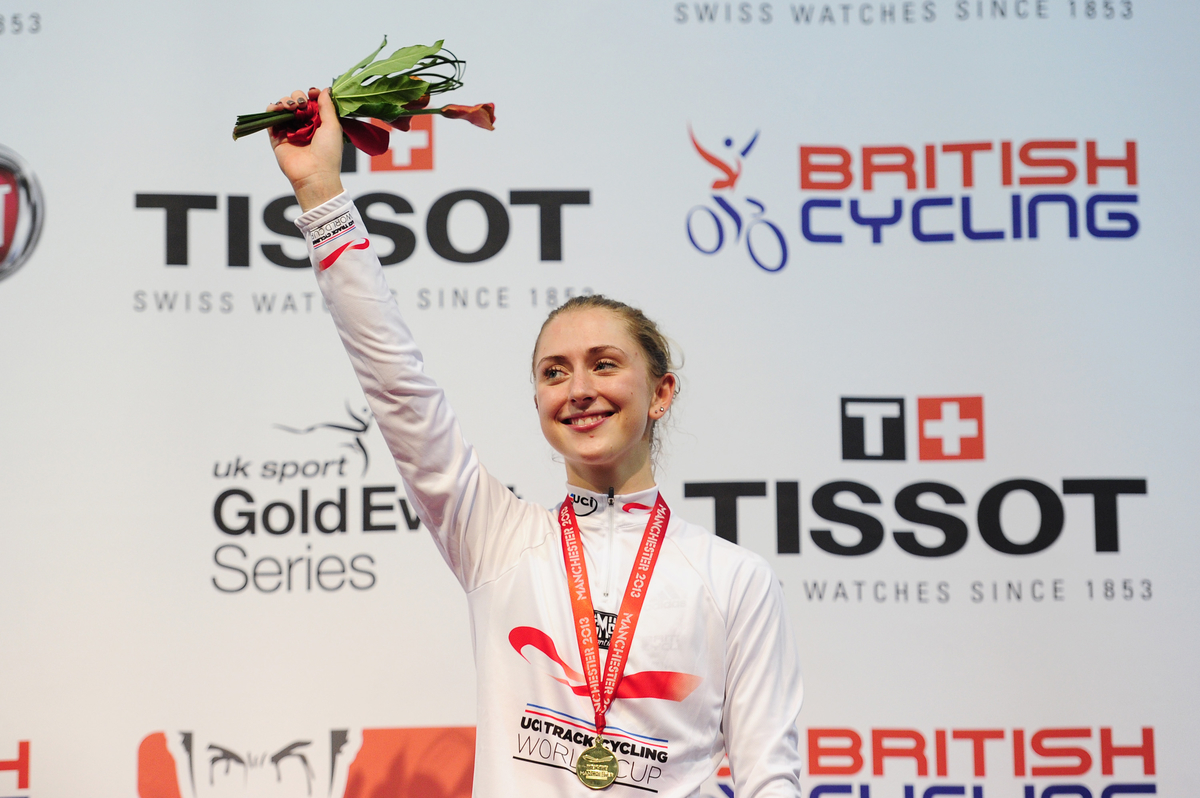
[534,387,558,419]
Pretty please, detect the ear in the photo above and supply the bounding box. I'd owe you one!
[649,373,678,419]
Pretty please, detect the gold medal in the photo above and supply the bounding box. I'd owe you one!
[575,741,619,789]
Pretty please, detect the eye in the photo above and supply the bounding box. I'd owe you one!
[542,365,566,380]
[594,359,618,372]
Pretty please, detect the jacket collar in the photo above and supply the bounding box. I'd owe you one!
[564,484,661,524]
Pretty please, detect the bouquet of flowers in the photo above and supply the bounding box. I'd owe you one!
[232,38,494,155]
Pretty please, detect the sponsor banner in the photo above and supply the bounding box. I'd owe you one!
[0,1,1195,796]
[0,740,30,797]
[137,727,474,798]
[0,145,43,283]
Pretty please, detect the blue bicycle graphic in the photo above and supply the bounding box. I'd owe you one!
[686,194,789,273]
[686,127,789,273]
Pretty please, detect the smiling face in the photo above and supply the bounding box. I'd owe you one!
[533,307,676,494]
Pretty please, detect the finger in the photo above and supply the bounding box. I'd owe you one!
[317,87,338,119]
[314,88,343,138]
[270,91,306,110]
[308,87,344,155]
[267,122,285,150]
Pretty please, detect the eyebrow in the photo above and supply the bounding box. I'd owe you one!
[536,345,628,370]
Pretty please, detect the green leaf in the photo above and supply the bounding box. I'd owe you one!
[335,76,430,118]
[332,37,389,94]
[346,40,444,83]
[331,40,447,118]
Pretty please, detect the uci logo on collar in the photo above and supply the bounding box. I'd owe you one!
[569,493,599,517]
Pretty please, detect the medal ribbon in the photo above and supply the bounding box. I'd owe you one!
[558,492,671,740]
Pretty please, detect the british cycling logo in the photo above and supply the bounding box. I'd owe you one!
[0,740,29,795]
[686,126,789,273]
[0,145,44,284]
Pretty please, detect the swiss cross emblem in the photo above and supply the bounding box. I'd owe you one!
[917,396,985,461]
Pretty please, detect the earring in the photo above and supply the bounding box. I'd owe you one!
[659,407,665,412]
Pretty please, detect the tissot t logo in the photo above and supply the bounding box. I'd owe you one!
[918,396,985,460]
[841,397,906,460]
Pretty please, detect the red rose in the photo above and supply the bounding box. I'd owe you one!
[271,102,322,146]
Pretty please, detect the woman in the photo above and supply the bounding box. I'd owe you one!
[269,88,803,797]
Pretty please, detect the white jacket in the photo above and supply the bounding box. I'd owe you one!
[298,193,803,797]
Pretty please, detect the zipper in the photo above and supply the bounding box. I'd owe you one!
[603,487,615,600]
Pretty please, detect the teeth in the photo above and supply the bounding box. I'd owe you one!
[566,414,609,426]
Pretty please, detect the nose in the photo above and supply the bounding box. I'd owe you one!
[568,369,595,403]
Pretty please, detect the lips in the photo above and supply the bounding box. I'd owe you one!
[561,412,614,429]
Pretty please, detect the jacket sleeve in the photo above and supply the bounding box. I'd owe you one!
[721,553,805,797]
[296,192,548,591]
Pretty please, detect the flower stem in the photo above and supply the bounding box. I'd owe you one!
[232,110,295,140]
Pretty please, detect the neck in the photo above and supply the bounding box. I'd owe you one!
[566,458,656,496]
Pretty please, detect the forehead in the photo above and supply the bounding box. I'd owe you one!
[535,307,639,359]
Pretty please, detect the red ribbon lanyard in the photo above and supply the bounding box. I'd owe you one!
[558,492,671,738]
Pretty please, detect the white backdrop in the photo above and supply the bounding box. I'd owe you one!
[0,0,1196,796]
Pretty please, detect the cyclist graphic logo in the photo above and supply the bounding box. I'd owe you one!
[686,126,788,272]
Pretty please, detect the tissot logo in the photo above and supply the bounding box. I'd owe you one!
[918,395,984,460]
[689,396,1145,558]
[840,397,906,460]
[840,395,984,461]
[135,189,590,268]
[0,146,44,284]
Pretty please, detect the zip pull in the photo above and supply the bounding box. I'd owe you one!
[604,486,616,600]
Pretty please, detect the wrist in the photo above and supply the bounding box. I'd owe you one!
[292,174,345,212]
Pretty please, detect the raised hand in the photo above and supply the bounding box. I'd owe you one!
[267,88,345,211]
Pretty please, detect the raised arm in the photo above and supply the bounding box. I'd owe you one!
[270,89,546,589]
